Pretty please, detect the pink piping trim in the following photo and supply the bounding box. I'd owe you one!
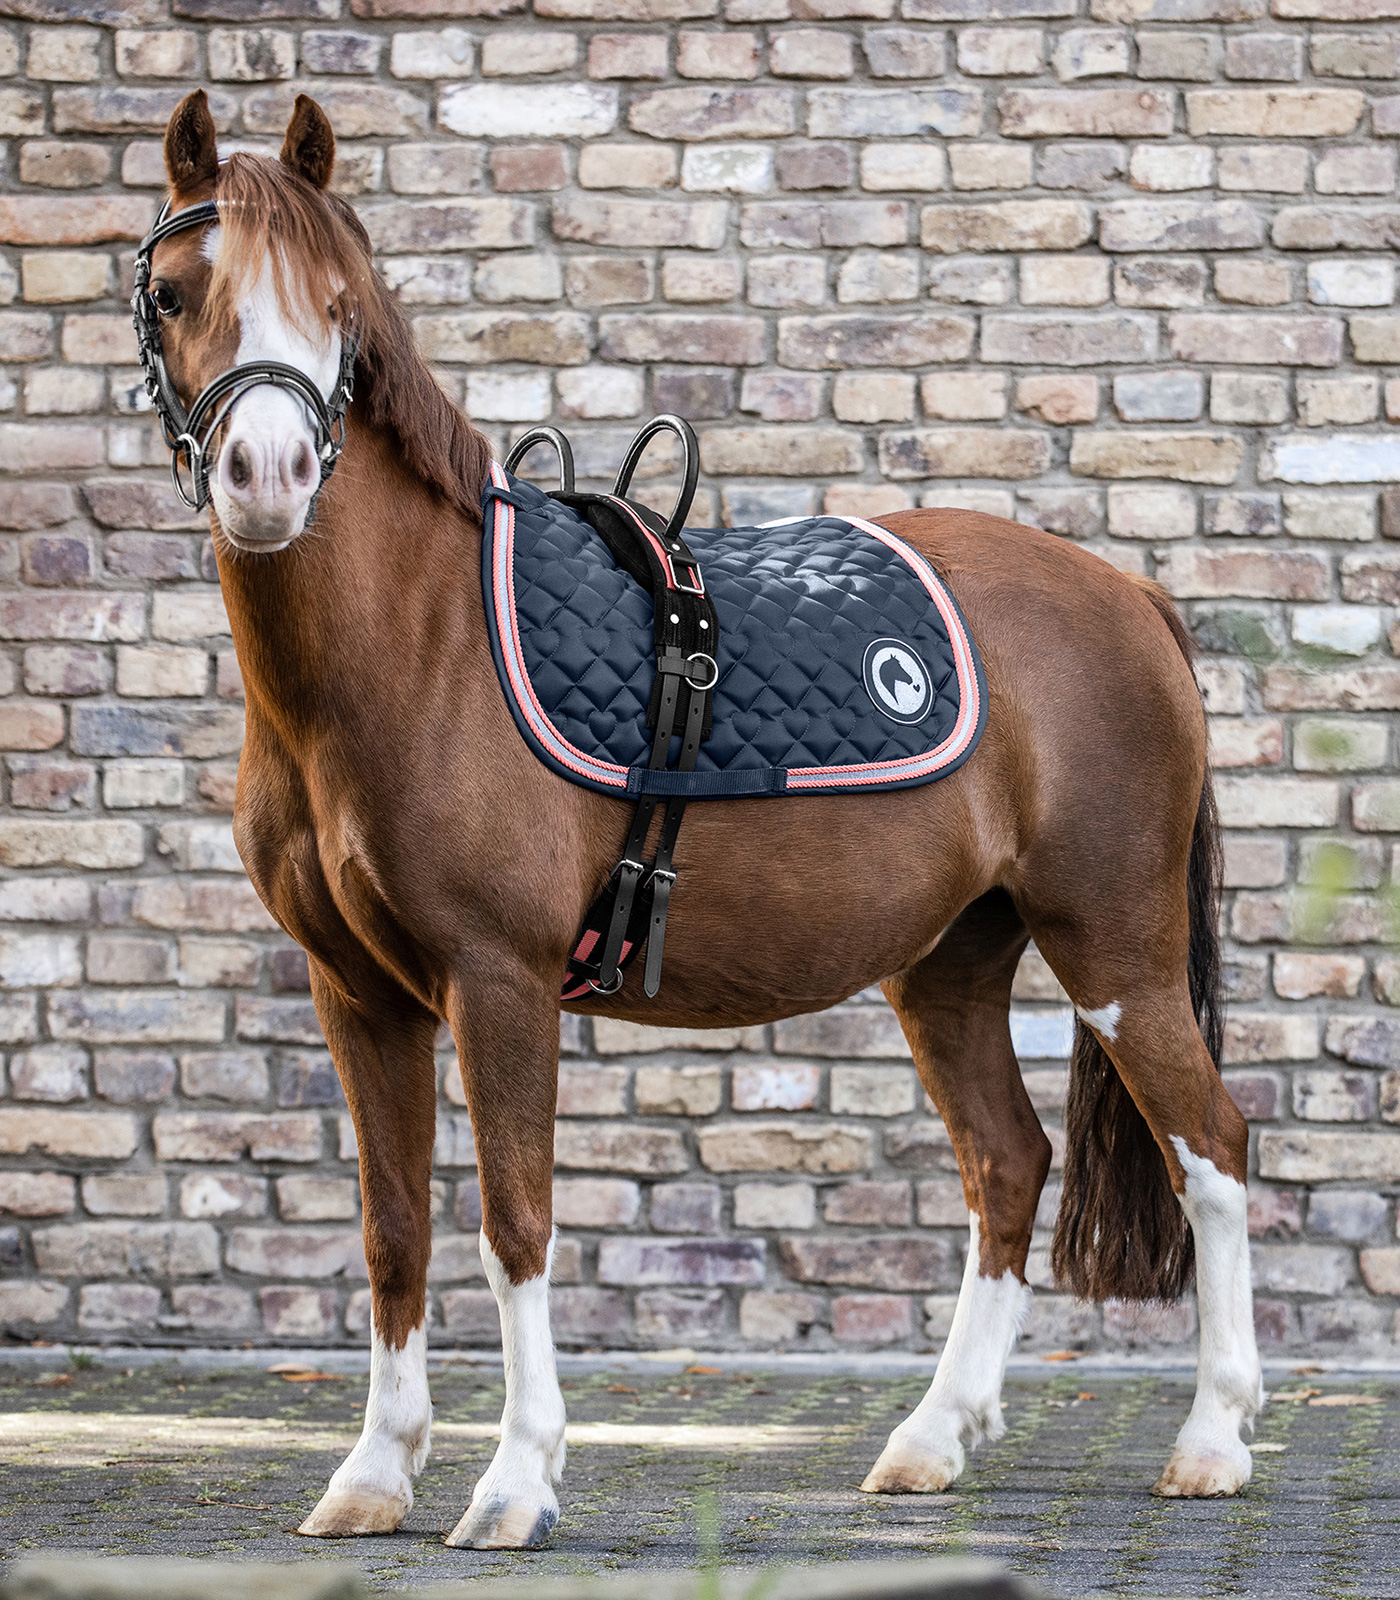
[490,462,630,790]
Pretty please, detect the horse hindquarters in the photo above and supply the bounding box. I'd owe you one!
[863,892,1050,1493]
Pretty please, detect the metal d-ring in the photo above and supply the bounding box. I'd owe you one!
[503,426,575,493]
[170,432,204,510]
[588,968,625,995]
[612,414,700,546]
[684,652,719,693]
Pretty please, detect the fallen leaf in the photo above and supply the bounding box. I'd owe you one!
[34,1373,71,1387]
[1249,1443,1286,1453]
[279,1372,343,1383]
[1042,1351,1080,1362]
[1271,1388,1321,1403]
[1076,1392,1097,1402]
[266,1362,315,1374]
[1292,1364,1325,1376]
[1308,1393,1381,1408]
[685,1365,722,1375]
[606,1384,637,1395]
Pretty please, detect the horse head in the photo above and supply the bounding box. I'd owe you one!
[145,91,373,552]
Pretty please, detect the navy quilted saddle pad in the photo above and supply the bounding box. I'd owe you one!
[482,465,986,799]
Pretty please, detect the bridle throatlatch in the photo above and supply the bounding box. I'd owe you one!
[132,196,358,523]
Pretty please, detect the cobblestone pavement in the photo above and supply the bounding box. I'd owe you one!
[0,1357,1397,1598]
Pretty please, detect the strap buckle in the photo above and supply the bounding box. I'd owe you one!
[665,552,705,596]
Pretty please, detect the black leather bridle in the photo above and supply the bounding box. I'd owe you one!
[131,196,358,522]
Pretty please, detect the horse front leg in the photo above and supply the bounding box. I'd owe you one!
[444,962,564,1550]
[298,963,439,1537]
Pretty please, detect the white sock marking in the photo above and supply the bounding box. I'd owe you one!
[324,1319,430,1512]
[1074,1000,1122,1041]
[1167,1136,1262,1477]
[469,1231,566,1518]
[879,1213,1031,1477]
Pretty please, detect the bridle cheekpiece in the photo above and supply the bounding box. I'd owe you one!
[131,195,358,524]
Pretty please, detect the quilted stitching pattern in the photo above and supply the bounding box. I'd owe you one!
[492,475,978,795]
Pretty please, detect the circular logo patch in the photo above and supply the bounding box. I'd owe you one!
[862,638,933,725]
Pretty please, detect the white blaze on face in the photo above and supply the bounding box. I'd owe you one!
[202,225,341,549]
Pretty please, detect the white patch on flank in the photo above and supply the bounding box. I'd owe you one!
[1074,1000,1122,1042]
[869,1213,1031,1485]
[1160,1136,1262,1491]
[201,225,341,549]
[463,1231,566,1523]
[322,1319,431,1514]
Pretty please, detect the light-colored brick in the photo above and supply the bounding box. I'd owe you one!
[1185,88,1364,137]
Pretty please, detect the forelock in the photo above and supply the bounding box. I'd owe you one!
[207,153,383,348]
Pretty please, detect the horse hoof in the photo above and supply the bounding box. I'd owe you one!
[444,1497,558,1550]
[1152,1448,1251,1499]
[297,1486,409,1537]
[859,1437,961,1494]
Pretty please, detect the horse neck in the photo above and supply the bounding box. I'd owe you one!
[215,411,486,745]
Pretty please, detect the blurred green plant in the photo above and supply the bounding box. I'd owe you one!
[695,1490,781,1600]
[1295,838,1400,950]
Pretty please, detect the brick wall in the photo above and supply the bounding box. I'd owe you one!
[0,0,1397,1355]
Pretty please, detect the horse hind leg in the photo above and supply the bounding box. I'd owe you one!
[862,892,1050,1494]
[1027,855,1262,1497]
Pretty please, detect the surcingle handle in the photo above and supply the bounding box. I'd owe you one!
[503,426,575,494]
[613,414,699,545]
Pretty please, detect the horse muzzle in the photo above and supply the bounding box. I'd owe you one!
[210,389,323,550]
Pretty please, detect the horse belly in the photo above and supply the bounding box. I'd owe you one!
[568,781,992,1028]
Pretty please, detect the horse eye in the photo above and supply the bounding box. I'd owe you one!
[150,282,181,318]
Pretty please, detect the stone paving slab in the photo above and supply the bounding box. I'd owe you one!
[0,1359,1396,1598]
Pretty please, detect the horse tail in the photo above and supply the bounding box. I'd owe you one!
[1051,580,1224,1303]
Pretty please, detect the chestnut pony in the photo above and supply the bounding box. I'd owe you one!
[144,91,1260,1549]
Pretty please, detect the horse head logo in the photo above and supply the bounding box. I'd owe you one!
[863,639,932,725]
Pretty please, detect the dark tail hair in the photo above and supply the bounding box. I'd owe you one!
[1050,584,1224,1303]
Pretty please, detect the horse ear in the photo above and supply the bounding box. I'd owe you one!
[164,90,219,191]
[281,94,336,190]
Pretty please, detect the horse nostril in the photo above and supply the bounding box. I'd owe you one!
[228,441,253,492]
[290,441,315,487]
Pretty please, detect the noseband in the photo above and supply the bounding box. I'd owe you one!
[132,196,358,522]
